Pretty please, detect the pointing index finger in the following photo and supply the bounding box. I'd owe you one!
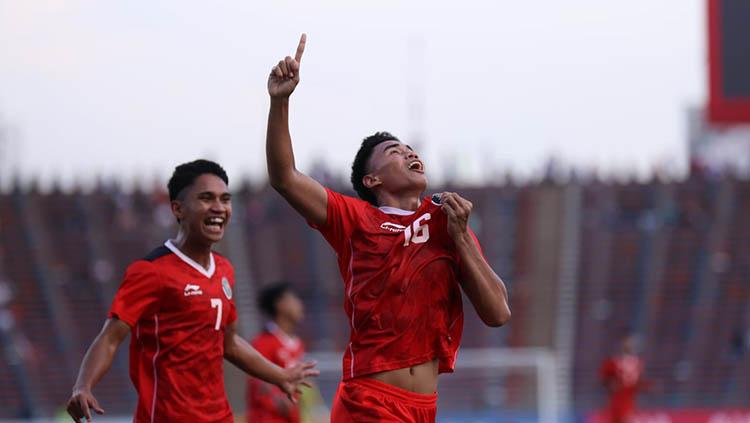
[295,33,307,64]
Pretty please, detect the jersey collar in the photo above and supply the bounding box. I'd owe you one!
[378,206,416,216]
[164,239,216,279]
[266,321,301,350]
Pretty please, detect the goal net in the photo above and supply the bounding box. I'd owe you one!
[307,347,559,423]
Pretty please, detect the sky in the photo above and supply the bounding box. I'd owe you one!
[0,0,705,189]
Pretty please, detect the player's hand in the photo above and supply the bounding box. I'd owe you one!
[278,360,319,403]
[440,192,473,241]
[66,388,104,422]
[268,33,306,99]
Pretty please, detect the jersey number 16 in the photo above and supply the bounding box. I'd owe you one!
[403,213,431,247]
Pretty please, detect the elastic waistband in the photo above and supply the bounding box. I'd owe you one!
[348,378,437,408]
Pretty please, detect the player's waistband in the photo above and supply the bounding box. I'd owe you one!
[348,377,437,408]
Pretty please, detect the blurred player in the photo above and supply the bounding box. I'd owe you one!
[600,333,649,423]
[66,160,318,423]
[264,34,511,422]
[246,282,306,422]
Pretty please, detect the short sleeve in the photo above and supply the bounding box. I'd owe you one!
[227,301,238,325]
[227,267,238,325]
[308,187,368,253]
[251,335,275,363]
[107,261,163,327]
[600,359,616,381]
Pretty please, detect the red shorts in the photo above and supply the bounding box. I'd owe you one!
[331,378,437,423]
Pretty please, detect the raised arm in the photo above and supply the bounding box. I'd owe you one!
[266,34,328,226]
[224,322,319,402]
[441,192,511,327]
[67,318,130,422]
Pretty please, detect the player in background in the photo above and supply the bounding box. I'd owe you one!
[265,34,511,422]
[65,160,318,423]
[599,333,650,423]
[247,282,328,423]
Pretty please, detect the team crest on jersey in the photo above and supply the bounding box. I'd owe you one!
[222,277,232,300]
[380,222,407,233]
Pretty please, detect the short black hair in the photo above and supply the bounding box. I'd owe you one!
[168,159,229,201]
[258,281,293,318]
[350,131,399,206]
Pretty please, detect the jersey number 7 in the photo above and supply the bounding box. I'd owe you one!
[210,298,222,330]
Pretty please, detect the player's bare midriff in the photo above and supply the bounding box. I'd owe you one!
[365,358,439,394]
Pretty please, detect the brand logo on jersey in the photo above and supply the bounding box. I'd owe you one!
[183,284,203,296]
[380,222,407,233]
[222,277,232,300]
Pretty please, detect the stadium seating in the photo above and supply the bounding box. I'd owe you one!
[0,175,748,418]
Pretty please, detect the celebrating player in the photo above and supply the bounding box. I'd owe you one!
[65,160,318,422]
[265,34,511,422]
[599,333,650,423]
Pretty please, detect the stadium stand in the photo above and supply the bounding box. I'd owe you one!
[0,175,748,418]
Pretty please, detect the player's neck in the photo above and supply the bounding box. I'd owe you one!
[172,232,213,270]
[376,192,422,211]
[273,317,296,337]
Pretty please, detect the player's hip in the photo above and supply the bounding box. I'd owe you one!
[331,377,437,423]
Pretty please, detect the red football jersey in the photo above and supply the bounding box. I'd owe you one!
[311,188,481,380]
[246,323,305,423]
[108,240,238,423]
[600,354,645,420]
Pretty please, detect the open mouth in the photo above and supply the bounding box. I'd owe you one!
[204,216,226,233]
[407,160,425,173]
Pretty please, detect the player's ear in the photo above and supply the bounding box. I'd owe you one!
[170,200,184,224]
[363,174,381,189]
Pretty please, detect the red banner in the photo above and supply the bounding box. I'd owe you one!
[589,409,750,423]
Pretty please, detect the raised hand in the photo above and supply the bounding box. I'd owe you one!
[278,360,319,403]
[66,388,104,422]
[268,33,306,99]
[440,192,474,241]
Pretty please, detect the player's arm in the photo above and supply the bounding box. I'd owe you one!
[66,318,130,422]
[266,33,328,226]
[224,322,319,402]
[599,360,619,393]
[441,192,511,327]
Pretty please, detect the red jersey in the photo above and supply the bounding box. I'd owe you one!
[108,240,238,423]
[246,323,305,423]
[600,354,645,421]
[311,188,481,380]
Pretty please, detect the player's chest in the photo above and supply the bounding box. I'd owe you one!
[615,357,642,380]
[159,271,233,326]
[274,344,303,368]
[357,209,453,252]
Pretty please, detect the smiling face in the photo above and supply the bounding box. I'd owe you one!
[171,173,232,246]
[363,140,427,200]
